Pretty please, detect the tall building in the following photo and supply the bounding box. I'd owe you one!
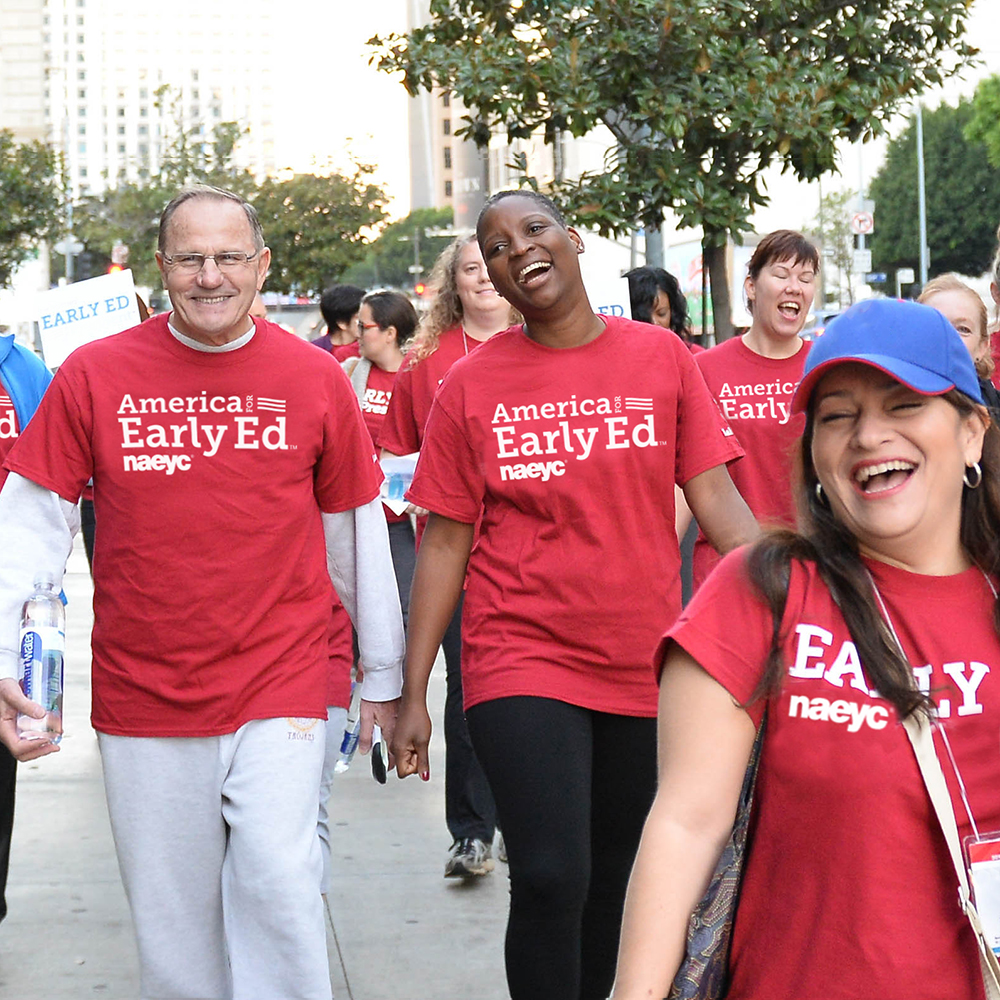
[0,0,47,141]
[406,0,487,230]
[2,0,281,197]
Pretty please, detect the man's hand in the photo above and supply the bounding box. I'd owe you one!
[0,677,60,761]
[390,698,432,780]
[358,697,400,761]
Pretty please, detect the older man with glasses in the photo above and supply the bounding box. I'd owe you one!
[0,185,403,1000]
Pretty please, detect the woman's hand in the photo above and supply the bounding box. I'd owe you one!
[393,513,475,780]
[391,697,432,780]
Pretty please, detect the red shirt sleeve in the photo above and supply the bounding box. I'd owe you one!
[674,345,744,485]
[5,364,93,503]
[657,546,773,723]
[405,386,482,524]
[376,364,421,455]
[313,366,383,513]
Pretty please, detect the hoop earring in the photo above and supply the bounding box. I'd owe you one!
[815,481,827,504]
[964,462,983,490]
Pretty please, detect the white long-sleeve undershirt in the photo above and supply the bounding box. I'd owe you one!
[0,474,404,702]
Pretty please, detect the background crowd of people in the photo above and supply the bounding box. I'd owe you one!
[2,183,1000,1000]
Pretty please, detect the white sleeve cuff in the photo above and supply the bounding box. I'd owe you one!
[0,473,78,679]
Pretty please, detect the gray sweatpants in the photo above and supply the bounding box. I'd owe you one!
[99,716,330,1000]
[318,705,348,895]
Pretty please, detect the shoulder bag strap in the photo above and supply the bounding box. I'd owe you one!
[344,356,372,407]
[903,711,1000,999]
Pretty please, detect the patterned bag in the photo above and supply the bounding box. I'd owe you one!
[668,718,766,1000]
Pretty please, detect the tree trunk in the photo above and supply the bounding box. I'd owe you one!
[704,233,735,342]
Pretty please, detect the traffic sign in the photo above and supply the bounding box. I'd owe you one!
[897,267,916,284]
[865,272,887,283]
[850,212,874,236]
[54,238,84,255]
[853,249,872,273]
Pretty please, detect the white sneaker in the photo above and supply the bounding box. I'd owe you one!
[444,838,494,878]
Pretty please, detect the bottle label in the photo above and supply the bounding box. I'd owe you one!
[19,625,65,712]
[339,726,360,758]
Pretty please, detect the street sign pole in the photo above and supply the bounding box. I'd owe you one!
[916,103,930,286]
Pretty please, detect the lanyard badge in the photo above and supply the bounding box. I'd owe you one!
[967,834,1000,955]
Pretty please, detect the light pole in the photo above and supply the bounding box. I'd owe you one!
[916,103,930,286]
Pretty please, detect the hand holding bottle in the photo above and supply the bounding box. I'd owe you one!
[0,677,59,761]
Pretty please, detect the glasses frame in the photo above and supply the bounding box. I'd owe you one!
[161,250,261,270]
[356,320,381,333]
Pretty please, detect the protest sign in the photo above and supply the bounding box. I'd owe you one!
[35,270,141,368]
[579,258,632,321]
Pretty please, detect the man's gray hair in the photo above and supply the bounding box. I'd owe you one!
[158,185,265,253]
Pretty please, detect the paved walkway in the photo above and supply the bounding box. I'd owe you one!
[0,539,510,999]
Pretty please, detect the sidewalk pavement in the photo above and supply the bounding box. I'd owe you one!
[0,539,510,999]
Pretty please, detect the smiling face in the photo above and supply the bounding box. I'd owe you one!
[745,256,815,343]
[810,363,986,571]
[922,287,988,367]
[477,195,585,319]
[454,239,507,318]
[156,197,270,347]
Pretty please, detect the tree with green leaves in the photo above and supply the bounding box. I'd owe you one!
[0,131,62,289]
[253,166,389,296]
[73,183,171,286]
[373,0,974,338]
[343,206,454,288]
[869,99,1000,282]
[964,74,1000,170]
[810,189,857,308]
[73,92,258,285]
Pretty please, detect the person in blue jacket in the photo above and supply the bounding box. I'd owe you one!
[0,331,52,922]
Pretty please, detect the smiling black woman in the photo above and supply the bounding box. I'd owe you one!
[391,190,759,1000]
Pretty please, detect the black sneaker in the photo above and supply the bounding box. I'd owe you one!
[444,837,494,878]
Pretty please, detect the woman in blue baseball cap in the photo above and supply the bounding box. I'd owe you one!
[612,298,1000,1000]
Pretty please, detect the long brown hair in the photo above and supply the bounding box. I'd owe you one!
[746,388,1000,719]
[408,235,519,364]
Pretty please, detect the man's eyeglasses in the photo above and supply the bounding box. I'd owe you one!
[162,251,260,271]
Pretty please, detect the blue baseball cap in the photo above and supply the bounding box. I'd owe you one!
[791,298,984,413]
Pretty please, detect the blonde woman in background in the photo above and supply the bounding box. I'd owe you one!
[378,235,517,879]
[919,273,1000,415]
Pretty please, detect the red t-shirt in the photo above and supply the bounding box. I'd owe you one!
[0,385,20,489]
[989,330,1000,390]
[693,337,808,589]
[377,326,476,455]
[357,362,407,524]
[665,551,997,1000]
[332,341,360,363]
[408,317,743,716]
[6,315,382,737]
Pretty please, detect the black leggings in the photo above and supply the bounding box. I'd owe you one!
[466,696,657,1000]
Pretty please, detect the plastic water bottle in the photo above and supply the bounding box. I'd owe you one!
[17,576,65,743]
[386,471,409,500]
[334,681,362,773]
